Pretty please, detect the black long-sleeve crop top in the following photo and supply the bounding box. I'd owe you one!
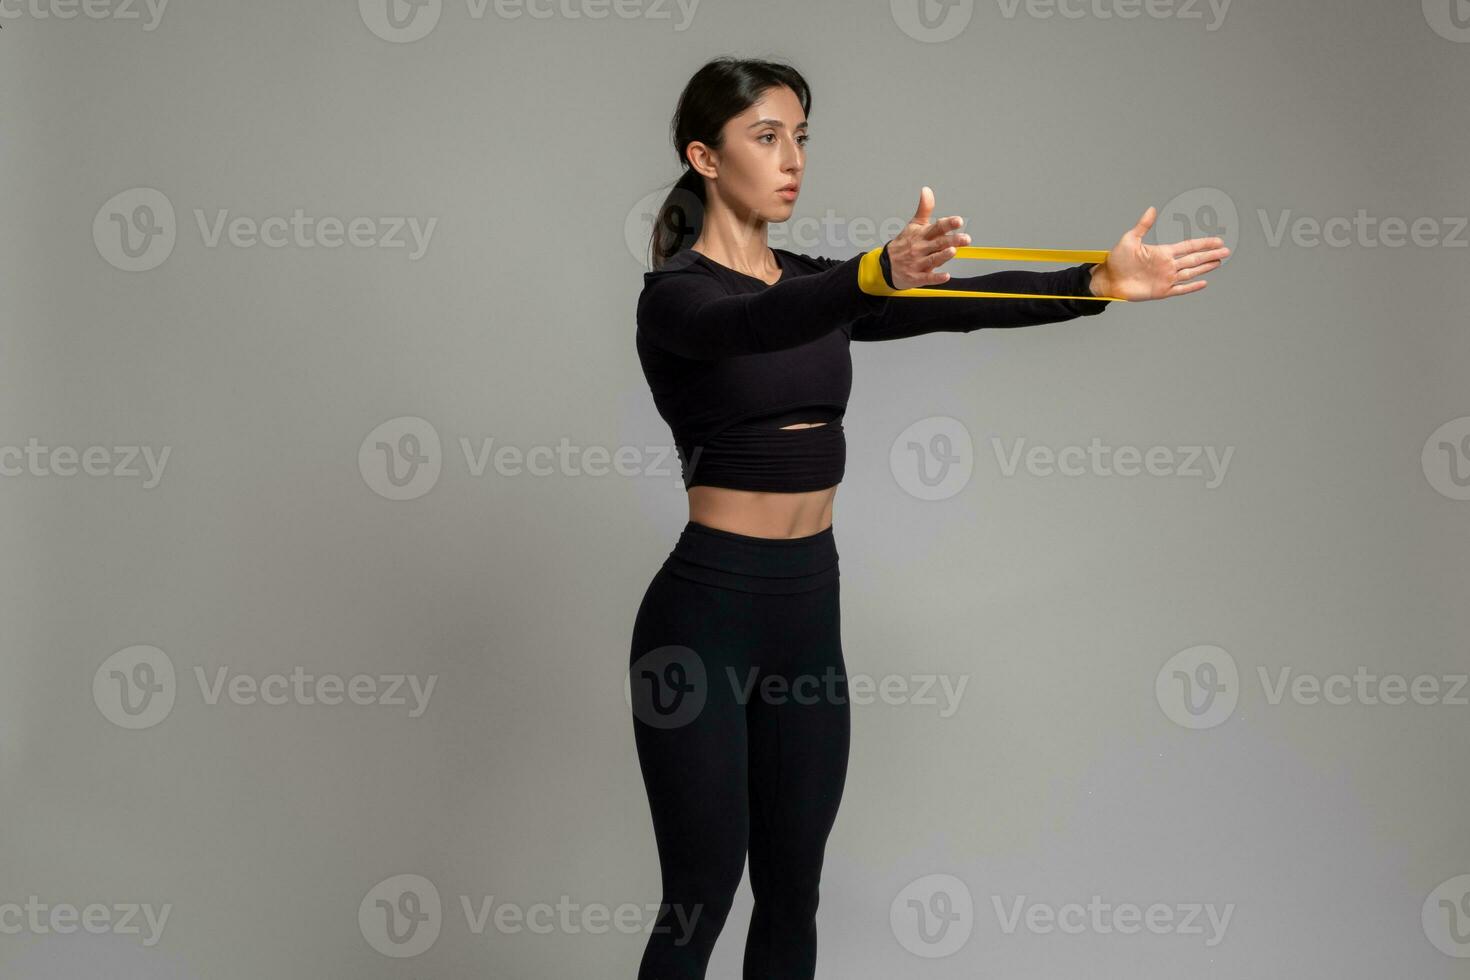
[635,241,1112,492]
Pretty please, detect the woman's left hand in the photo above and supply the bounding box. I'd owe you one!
[1090,206,1230,302]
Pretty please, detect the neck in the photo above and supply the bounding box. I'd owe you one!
[693,199,773,275]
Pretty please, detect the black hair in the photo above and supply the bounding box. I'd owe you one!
[647,56,811,270]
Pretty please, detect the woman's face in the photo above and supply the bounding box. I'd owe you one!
[690,85,808,228]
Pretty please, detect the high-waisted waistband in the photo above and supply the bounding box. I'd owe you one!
[661,520,839,595]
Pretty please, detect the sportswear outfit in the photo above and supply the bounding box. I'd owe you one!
[629,241,1111,978]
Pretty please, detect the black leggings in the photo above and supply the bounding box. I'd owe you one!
[628,520,850,979]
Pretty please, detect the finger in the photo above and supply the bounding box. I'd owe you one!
[1173,259,1221,281]
[912,186,935,225]
[922,229,970,253]
[918,245,958,272]
[1175,247,1229,272]
[1168,236,1226,258]
[1130,205,1156,237]
[922,216,964,240]
[1168,278,1208,295]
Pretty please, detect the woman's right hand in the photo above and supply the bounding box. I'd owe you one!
[884,186,972,290]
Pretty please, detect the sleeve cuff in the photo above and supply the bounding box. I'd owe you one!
[1071,262,1112,315]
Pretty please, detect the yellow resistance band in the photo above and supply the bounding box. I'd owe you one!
[858,244,1125,301]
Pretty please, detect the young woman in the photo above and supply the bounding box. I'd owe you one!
[628,56,1227,979]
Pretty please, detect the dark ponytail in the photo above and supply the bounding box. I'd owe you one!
[647,56,811,270]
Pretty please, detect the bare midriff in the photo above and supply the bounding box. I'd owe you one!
[686,421,836,539]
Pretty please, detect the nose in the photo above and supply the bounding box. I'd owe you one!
[780,134,803,173]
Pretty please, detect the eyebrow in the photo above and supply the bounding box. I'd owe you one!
[747,118,809,130]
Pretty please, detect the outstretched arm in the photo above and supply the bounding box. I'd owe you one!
[637,251,891,359]
[833,189,1228,342]
[843,242,1111,342]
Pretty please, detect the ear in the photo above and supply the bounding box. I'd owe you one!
[685,141,719,181]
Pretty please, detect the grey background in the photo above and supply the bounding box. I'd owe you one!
[3,0,1467,976]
